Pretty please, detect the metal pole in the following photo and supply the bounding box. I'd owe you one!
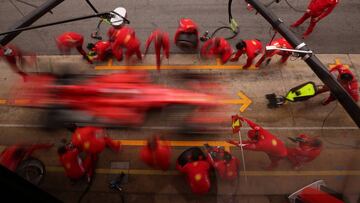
[238,130,248,183]
[0,0,64,46]
[247,0,360,128]
[0,12,110,36]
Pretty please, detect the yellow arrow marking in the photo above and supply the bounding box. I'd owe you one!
[328,58,350,70]
[222,91,252,112]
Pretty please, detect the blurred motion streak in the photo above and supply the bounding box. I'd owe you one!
[9,72,232,132]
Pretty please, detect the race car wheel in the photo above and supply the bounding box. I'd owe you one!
[16,157,46,186]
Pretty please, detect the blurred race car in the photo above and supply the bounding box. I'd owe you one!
[11,72,227,132]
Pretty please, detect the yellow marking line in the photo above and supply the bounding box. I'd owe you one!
[95,64,258,70]
[0,99,31,106]
[46,166,360,176]
[95,59,258,70]
[120,140,232,152]
[328,58,350,69]
[107,58,113,66]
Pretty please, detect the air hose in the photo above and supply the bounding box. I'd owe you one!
[284,0,306,13]
[200,0,239,41]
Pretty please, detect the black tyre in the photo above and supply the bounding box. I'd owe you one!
[176,33,198,50]
[177,147,205,167]
[16,157,46,185]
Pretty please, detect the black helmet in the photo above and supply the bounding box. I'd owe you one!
[57,146,67,155]
[224,152,232,162]
[236,40,246,50]
[87,43,95,50]
[340,73,353,82]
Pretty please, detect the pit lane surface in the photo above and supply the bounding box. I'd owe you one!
[0,54,359,203]
[1,0,360,54]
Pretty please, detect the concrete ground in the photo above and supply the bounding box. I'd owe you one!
[0,53,359,203]
[0,0,360,202]
[0,0,360,54]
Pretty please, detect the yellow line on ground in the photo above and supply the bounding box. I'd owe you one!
[0,99,7,104]
[46,166,360,176]
[119,140,232,152]
[95,64,258,70]
[0,139,233,154]
[107,58,113,66]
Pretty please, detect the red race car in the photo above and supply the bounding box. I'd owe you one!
[11,72,227,132]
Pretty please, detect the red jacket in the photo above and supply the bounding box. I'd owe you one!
[241,118,287,158]
[177,160,211,195]
[233,39,262,60]
[91,40,112,61]
[56,32,84,49]
[331,65,359,101]
[211,158,240,181]
[287,135,322,166]
[107,27,121,42]
[71,127,121,155]
[144,29,170,70]
[308,0,339,17]
[59,147,86,180]
[267,38,293,57]
[200,37,233,64]
[112,26,141,51]
[140,138,171,171]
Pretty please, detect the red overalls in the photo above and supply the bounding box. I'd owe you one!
[58,146,94,181]
[56,32,92,63]
[144,29,170,71]
[228,117,287,170]
[71,126,121,154]
[140,137,171,171]
[177,160,211,195]
[89,40,112,62]
[200,37,233,64]
[291,0,339,37]
[287,135,322,169]
[231,39,263,68]
[208,156,240,181]
[322,65,359,105]
[112,26,142,62]
[255,38,293,67]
